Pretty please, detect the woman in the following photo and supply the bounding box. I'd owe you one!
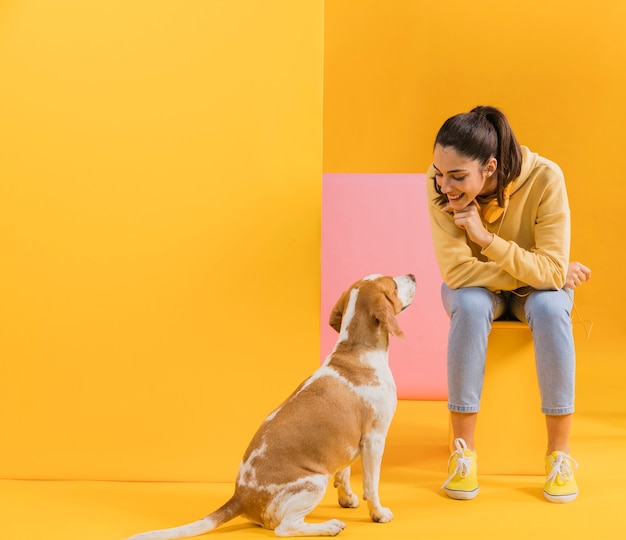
[426,105,590,503]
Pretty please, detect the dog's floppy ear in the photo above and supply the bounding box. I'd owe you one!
[373,300,405,338]
[329,290,349,333]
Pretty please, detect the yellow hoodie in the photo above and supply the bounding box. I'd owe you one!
[426,146,570,292]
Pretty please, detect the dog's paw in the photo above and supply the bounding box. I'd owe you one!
[371,507,393,523]
[338,492,359,508]
[326,519,347,536]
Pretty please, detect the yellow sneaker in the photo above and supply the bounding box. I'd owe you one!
[441,438,479,500]
[544,451,578,503]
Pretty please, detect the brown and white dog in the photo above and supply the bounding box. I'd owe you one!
[125,273,416,539]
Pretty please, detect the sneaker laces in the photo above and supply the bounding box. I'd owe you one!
[441,438,473,489]
[546,453,578,485]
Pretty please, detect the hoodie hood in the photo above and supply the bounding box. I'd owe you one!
[511,145,562,195]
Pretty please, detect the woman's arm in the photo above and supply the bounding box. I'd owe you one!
[481,168,570,289]
[426,171,524,290]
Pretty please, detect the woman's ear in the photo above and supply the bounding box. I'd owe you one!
[485,157,498,177]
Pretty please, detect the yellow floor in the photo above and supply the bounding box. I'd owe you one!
[2,393,624,540]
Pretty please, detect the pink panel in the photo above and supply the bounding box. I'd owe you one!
[321,173,448,400]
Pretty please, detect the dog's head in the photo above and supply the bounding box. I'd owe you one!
[329,274,416,340]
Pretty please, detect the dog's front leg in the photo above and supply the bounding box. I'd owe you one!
[334,467,359,508]
[360,431,393,523]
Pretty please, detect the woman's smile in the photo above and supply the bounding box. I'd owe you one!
[433,145,494,209]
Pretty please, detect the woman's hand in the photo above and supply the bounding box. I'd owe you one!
[442,200,494,248]
[565,261,591,289]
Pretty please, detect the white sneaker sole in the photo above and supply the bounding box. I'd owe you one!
[444,486,479,500]
[543,490,578,503]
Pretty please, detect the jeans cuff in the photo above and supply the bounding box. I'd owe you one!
[448,404,480,413]
[542,406,575,415]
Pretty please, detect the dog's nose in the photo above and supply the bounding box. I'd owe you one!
[408,274,416,282]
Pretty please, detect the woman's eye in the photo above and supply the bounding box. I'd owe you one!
[452,176,466,181]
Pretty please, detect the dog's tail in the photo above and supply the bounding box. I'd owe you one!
[124,496,243,540]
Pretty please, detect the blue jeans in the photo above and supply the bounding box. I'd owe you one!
[441,284,575,416]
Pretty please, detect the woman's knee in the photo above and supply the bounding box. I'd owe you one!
[525,290,573,330]
[526,290,572,319]
[443,285,496,318]
[441,286,498,336]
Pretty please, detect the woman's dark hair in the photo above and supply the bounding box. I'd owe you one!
[432,105,522,206]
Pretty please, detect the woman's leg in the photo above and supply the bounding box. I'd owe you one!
[449,412,478,450]
[509,288,576,452]
[545,414,573,454]
[441,284,505,448]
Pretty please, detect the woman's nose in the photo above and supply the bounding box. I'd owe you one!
[439,177,452,193]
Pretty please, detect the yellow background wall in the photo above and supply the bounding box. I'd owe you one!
[0,0,323,481]
[1,0,623,484]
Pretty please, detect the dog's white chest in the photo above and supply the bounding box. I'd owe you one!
[357,350,397,416]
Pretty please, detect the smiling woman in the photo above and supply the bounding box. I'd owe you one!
[426,105,591,503]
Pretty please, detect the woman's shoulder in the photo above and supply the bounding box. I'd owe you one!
[535,154,564,180]
[519,146,565,187]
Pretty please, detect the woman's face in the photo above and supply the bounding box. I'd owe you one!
[433,145,496,211]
